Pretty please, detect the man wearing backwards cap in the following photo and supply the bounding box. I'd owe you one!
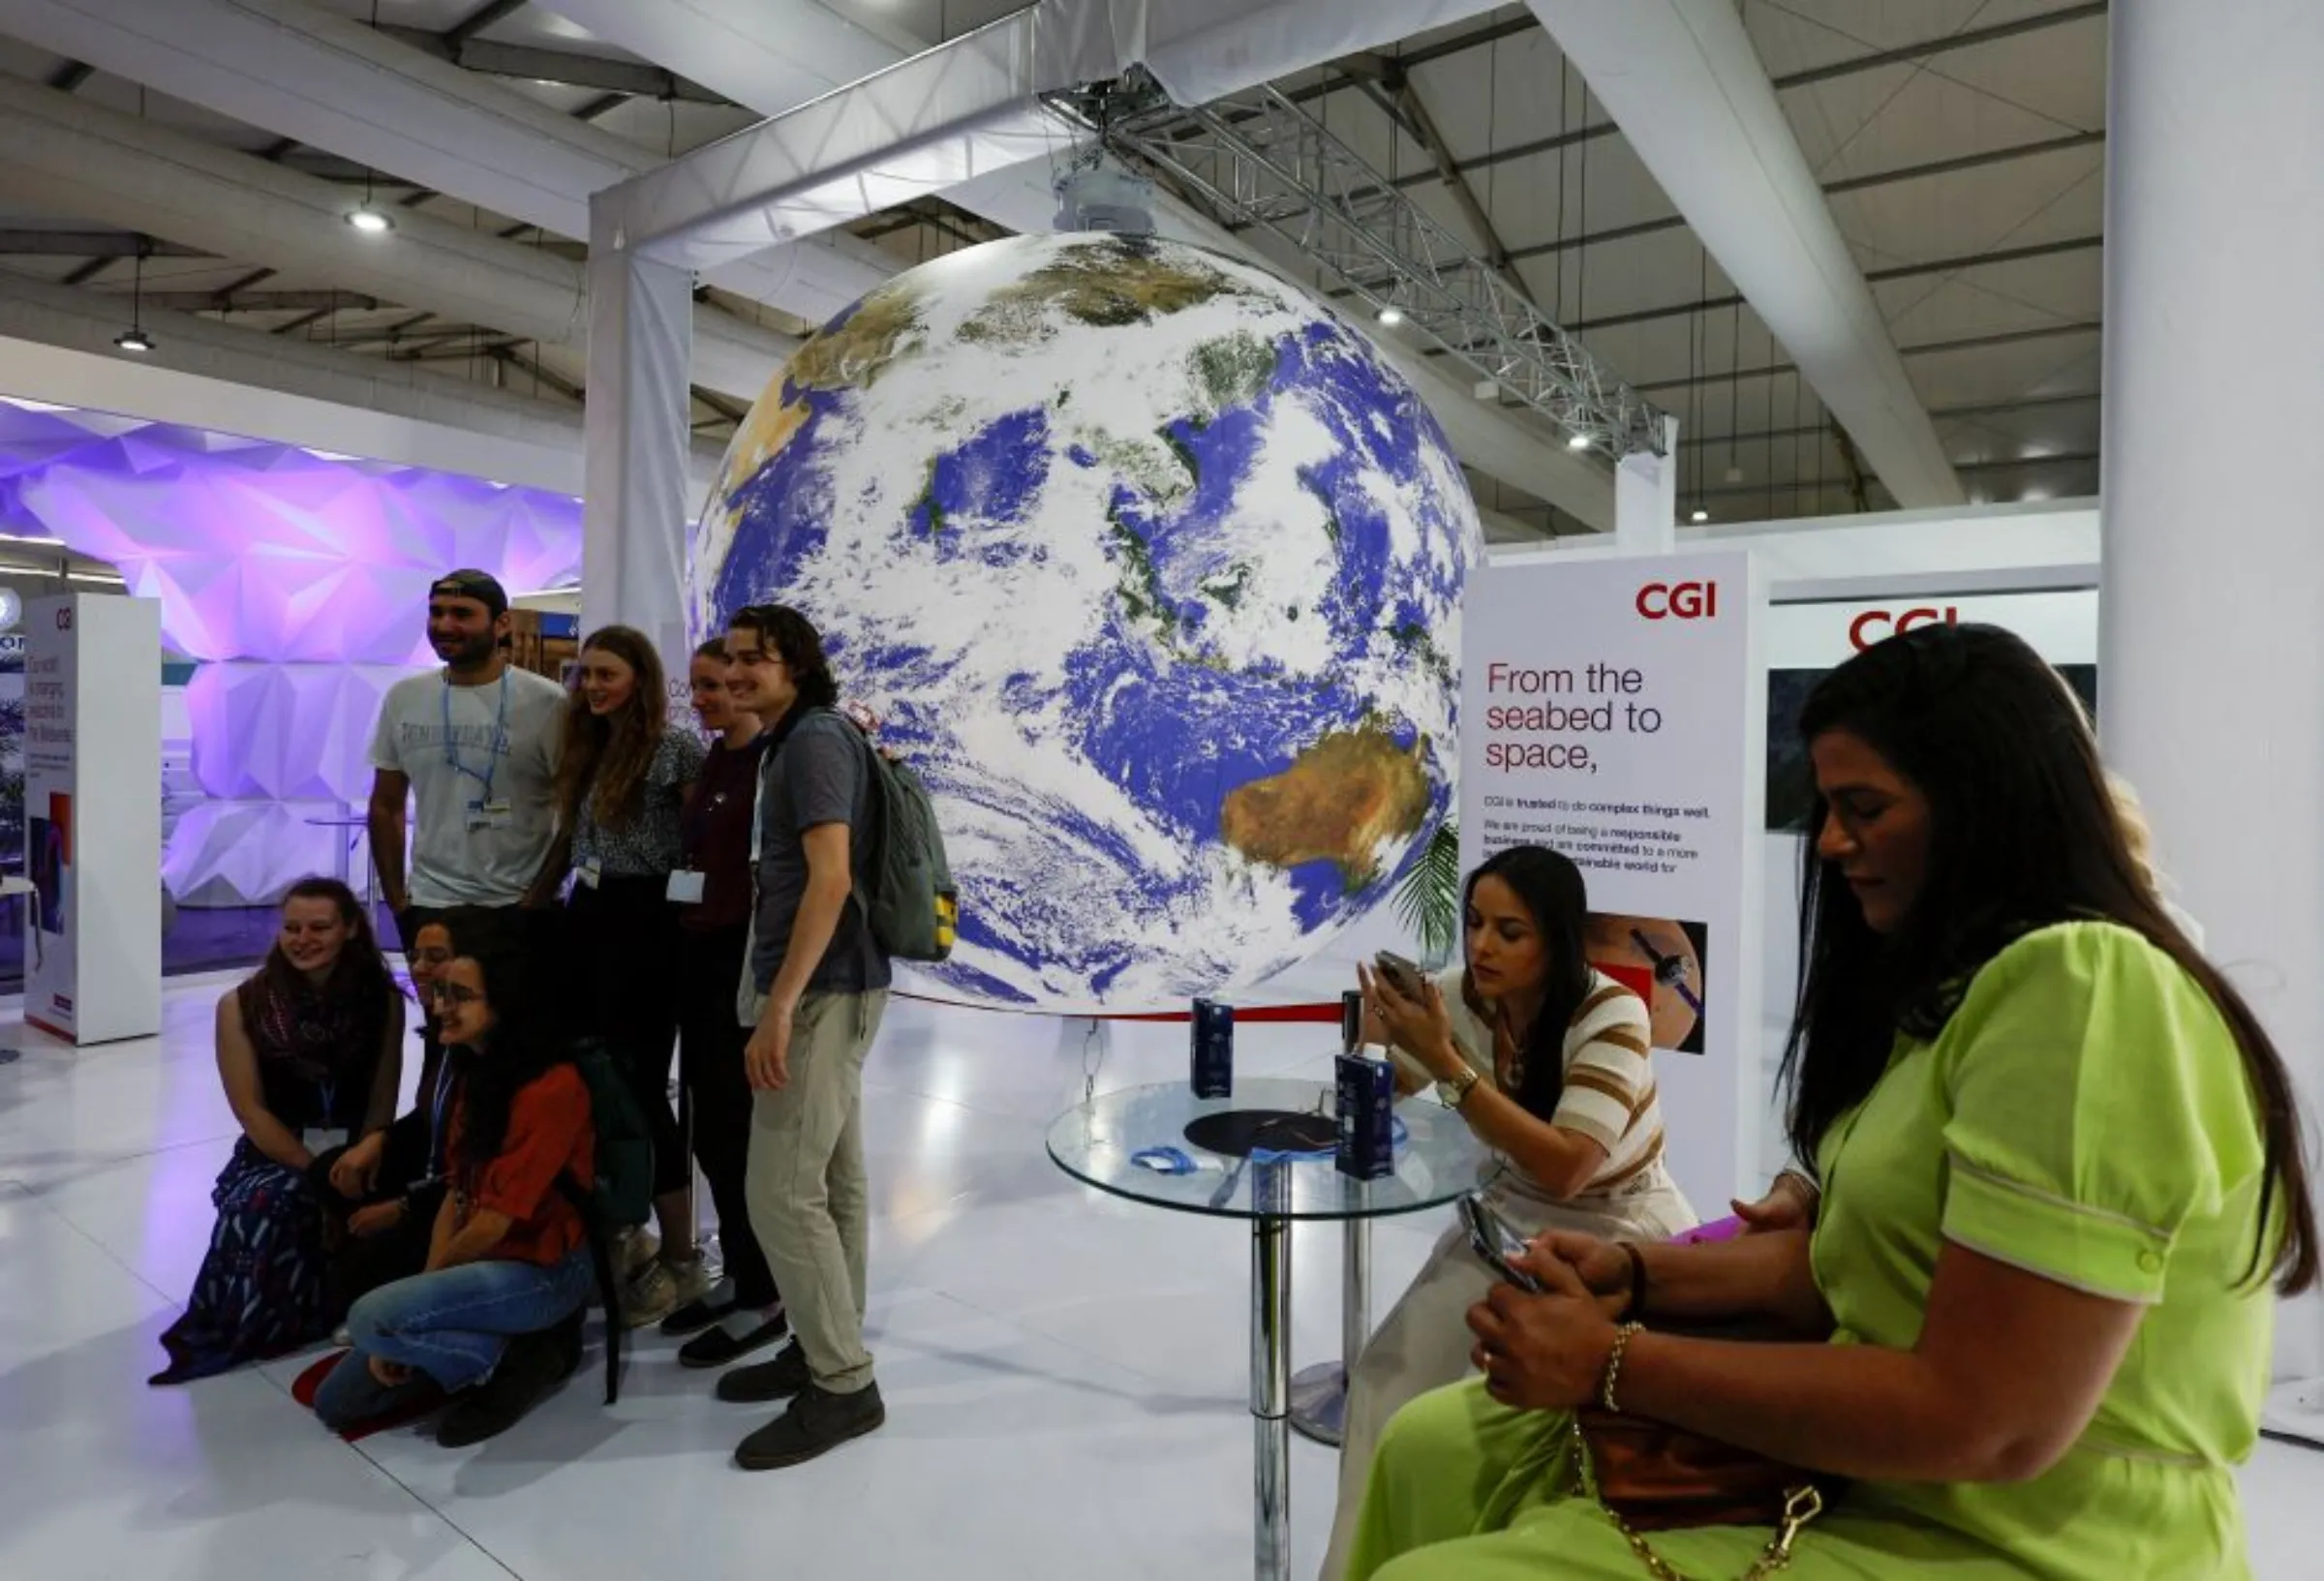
[366,570,567,949]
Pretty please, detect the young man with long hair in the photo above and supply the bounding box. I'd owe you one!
[712,603,892,1470]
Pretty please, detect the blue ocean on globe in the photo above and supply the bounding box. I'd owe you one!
[693,232,1481,1012]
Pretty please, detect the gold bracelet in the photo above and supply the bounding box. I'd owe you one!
[1600,1321,1645,1414]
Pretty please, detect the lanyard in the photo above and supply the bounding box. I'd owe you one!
[441,671,511,803]
[423,1058,457,1183]
[317,1079,336,1127]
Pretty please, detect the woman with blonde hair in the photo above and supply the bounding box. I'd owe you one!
[552,623,706,1324]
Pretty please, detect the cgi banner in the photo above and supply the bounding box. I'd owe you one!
[25,594,161,1045]
[1460,550,1767,1210]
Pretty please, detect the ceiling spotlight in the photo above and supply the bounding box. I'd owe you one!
[1690,508,1710,524]
[113,326,154,353]
[347,204,394,235]
[1566,432,1592,451]
[1375,305,1404,327]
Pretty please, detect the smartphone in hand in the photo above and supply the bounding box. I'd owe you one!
[1372,950,1426,1000]
[1459,1194,1544,1293]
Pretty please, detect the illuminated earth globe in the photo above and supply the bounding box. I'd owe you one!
[692,231,1481,1012]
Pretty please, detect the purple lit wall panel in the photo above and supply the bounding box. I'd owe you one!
[15,446,580,663]
[0,414,584,907]
[186,662,408,804]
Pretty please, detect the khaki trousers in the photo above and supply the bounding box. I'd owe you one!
[739,987,889,1395]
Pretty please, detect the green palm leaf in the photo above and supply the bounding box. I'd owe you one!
[1392,819,1463,966]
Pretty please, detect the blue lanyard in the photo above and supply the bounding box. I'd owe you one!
[441,671,510,803]
[423,1058,456,1182]
[316,1079,338,1130]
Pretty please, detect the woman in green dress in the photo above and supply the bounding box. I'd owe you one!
[1346,623,2317,1581]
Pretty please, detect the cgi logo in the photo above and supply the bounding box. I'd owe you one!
[1636,581,1719,621]
[1849,606,1958,650]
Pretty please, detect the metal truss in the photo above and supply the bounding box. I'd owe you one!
[1049,70,1667,460]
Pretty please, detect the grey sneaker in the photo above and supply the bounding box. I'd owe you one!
[621,1258,679,1330]
[663,1253,715,1311]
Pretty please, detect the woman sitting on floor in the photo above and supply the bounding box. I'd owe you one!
[152,878,404,1385]
[1344,623,2317,1581]
[321,911,500,1313]
[1321,844,1697,1577]
[312,927,597,1446]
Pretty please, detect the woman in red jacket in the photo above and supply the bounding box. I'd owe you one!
[312,929,596,1446]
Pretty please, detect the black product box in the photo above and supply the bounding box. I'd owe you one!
[1335,1052,1395,1179]
[1190,998,1234,1098]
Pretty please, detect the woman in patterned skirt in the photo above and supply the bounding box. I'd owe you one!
[151,878,405,1384]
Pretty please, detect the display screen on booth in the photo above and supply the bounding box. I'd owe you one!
[1760,590,2097,832]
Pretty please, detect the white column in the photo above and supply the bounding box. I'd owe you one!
[582,208,697,699]
[2097,0,2324,1390]
[1614,415,1680,555]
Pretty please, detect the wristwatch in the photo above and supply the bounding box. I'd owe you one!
[1434,1065,1483,1110]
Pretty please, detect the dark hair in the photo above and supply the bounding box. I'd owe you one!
[730,603,840,711]
[443,920,571,1184]
[1782,623,2317,1293]
[556,624,667,831]
[692,638,732,663]
[253,877,398,1025]
[1464,845,1593,1120]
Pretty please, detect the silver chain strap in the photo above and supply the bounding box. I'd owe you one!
[1571,1421,1825,1581]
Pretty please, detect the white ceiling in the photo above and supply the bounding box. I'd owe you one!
[0,0,2108,536]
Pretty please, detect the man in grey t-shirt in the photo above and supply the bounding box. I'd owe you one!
[366,569,566,947]
[712,603,892,1471]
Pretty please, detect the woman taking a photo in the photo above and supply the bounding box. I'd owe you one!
[312,930,596,1446]
[1346,623,2316,1581]
[660,639,788,1365]
[1321,844,1696,1577]
[153,878,404,1384]
[551,623,705,1326]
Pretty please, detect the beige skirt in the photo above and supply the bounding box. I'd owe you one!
[1317,1161,1697,1581]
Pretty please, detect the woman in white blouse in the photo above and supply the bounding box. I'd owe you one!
[1320,844,1697,1580]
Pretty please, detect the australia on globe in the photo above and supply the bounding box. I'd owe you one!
[693,231,1482,1012]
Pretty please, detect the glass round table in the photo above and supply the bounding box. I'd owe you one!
[1046,1077,1495,1581]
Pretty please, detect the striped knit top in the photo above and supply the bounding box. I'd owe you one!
[1442,964,1667,1198]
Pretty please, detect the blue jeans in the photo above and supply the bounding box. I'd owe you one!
[312,1248,593,1430]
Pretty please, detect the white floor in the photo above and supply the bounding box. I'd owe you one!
[1,977,2316,1580]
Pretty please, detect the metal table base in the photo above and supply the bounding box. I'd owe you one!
[1288,1217,1371,1447]
[1253,1212,1292,1581]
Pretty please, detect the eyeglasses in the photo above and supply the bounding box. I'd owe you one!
[424,982,482,1007]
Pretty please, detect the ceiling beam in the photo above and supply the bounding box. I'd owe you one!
[0,229,208,258]
[3,0,889,330]
[443,0,526,47]
[1299,3,2112,193]
[1679,389,2099,449]
[0,269,719,500]
[487,344,584,404]
[1528,0,1963,506]
[1566,236,2106,335]
[1632,319,2101,395]
[1488,131,2108,263]
[136,289,391,313]
[376,24,724,104]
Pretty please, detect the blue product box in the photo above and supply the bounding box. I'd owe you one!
[1190,997,1234,1098]
[1335,1052,1395,1179]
